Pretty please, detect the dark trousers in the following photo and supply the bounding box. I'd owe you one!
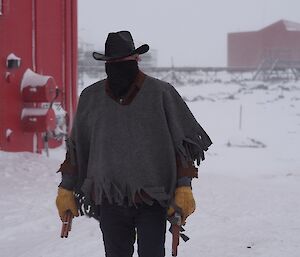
[98,201,167,257]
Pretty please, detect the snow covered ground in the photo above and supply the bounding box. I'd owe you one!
[1,75,300,257]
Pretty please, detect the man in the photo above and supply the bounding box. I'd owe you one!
[56,31,212,257]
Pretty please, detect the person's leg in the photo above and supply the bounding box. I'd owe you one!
[98,203,136,257]
[136,202,167,257]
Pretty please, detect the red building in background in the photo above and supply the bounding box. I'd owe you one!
[228,20,300,69]
[0,0,78,152]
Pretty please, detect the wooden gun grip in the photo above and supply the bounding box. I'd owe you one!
[172,224,180,256]
[60,210,73,238]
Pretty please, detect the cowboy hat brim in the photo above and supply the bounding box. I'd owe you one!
[93,44,149,61]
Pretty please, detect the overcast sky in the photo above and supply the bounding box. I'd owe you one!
[78,0,300,67]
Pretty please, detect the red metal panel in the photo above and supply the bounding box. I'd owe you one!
[64,0,73,133]
[71,0,78,129]
[35,0,63,98]
[0,0,35,152]
[0,0,77,152]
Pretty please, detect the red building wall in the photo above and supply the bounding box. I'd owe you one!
[227,20,300,68]
[228,31,263,68]
[0,0,77,152]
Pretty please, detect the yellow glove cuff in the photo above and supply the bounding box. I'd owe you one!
[175,186,192,194]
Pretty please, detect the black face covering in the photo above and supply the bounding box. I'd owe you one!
[105,60,139,98]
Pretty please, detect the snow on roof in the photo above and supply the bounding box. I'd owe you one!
[21,108,49,119]
[5,129,13,138]
[21,69,52,91]
[262,20,300,32]
[7,53,21,60]
[282,20,300,31]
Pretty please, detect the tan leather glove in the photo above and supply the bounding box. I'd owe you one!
[168,186,196,224]
[56,187,79,220]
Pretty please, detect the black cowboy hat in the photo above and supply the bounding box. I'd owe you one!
[93,31,149,61]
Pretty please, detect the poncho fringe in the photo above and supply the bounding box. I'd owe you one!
[175,131,212,168]
[80,177,170,208]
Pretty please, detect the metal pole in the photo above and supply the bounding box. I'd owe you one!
[239,104,243,130]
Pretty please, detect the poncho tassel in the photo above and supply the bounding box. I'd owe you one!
[176,131,212,167]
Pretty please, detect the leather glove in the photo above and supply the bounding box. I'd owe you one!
[56,187,79,220]
[167,186,196,224]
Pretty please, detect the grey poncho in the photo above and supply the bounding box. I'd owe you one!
[69,75,212,208]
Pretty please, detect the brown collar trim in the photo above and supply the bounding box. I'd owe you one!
[105,71,146,105]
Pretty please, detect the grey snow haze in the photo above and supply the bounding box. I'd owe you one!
[78,0,300,67]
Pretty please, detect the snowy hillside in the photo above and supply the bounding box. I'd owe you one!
[1,75,300,257]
